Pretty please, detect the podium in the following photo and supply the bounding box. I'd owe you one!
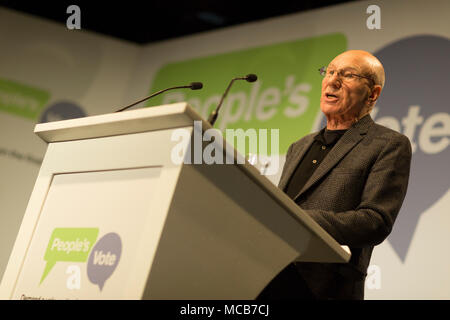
[0,103,350,300]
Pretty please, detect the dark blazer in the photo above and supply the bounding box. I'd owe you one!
[278,114,412,299]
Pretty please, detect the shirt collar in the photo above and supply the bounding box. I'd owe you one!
[314,127,348,146]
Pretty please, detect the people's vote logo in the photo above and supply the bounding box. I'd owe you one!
[317,35,449,261]
[41,228,122,291]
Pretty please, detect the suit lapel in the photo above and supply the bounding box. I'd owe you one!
[292,115,374,201]
[278,134,315,191]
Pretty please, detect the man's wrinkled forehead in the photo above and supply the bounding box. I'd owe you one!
[327,64,360,72]
[328,54,368,72]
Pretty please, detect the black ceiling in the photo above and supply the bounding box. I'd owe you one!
[0,0,359,44]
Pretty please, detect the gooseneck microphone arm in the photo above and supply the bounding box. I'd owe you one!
[207,74,257,126]
[115,82,203,112]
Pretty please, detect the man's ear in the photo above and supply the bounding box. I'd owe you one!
[369,85,382,104]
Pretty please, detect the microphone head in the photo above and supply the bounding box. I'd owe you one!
[245,74,257,82]
[190,82,203,90]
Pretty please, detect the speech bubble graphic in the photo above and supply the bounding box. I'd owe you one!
[0,78,50,120]
[87,232,122,291]
[39,100,86,123]
[40,228,99,285]
[374,35,450,261]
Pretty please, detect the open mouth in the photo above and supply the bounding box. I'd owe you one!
[326,93,338,99]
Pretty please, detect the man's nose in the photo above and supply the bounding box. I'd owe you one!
[327,73,342,88]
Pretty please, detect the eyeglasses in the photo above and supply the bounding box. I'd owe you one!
[319,66,374,86]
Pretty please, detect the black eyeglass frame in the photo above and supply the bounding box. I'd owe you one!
[318,66,375,87]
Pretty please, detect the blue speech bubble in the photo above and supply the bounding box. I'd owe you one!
[374,35,450,261]
[39,100,86,123]
[87,232,122,291]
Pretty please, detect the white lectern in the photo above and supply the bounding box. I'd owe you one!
[0,103,350,300]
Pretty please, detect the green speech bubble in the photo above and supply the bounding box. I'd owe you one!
[40,228,99,285]
[0,78,50,120]
[148,33,347,155]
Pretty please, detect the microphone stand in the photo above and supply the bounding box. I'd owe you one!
[116,85,193,112]
[207,74,257,126]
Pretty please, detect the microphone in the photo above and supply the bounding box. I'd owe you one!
[207,74,257,126]
[115,82,203,112]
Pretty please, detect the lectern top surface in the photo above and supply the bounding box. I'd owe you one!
[34,103,207,143]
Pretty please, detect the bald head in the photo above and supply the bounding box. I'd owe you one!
[332,50,385,89]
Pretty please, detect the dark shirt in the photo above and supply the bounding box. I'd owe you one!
[285,128,347,200]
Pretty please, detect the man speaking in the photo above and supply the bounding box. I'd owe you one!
[258,50,412,300]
